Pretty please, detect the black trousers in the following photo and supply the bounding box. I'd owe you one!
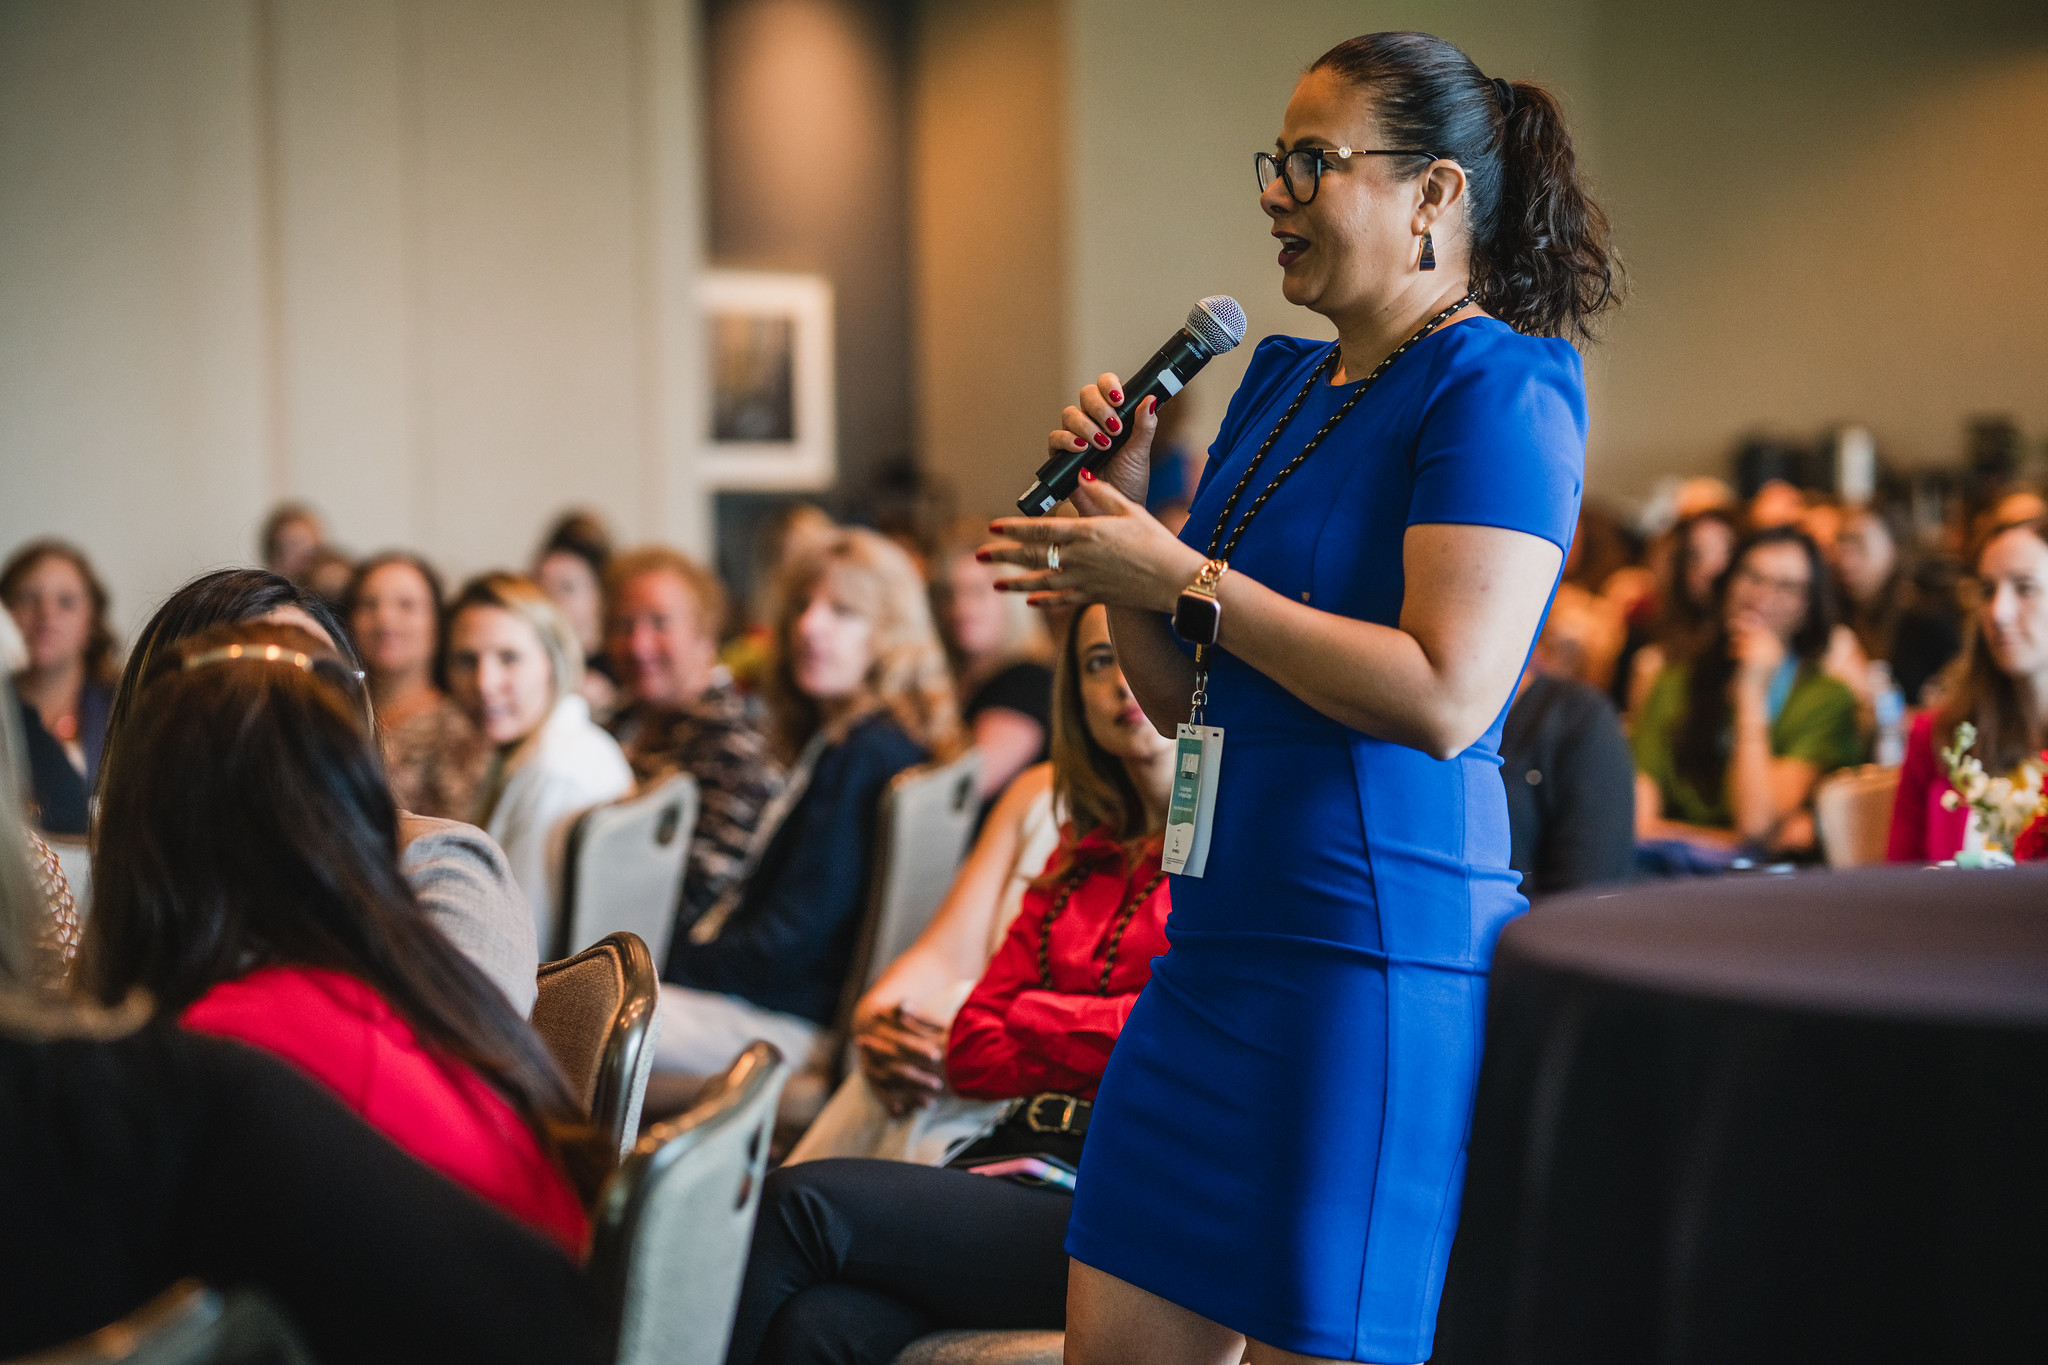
[726,1158,1074,1365]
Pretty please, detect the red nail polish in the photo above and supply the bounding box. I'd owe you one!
[1080,468,1096,483]
[975,549,992,562]
[1147,397,1158,416]
[1110,389,1123,403]
[1106,416,1122,434]
[1094,433,1111,448]
[988,523,1002,534]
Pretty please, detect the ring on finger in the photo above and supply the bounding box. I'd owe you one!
[1046,544,1060,572]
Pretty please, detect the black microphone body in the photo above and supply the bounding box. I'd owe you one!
[1017,299,1243,515]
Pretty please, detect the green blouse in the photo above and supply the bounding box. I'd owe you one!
[1631,662,1864,829]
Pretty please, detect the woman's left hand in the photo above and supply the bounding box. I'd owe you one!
[980,474,1207,612]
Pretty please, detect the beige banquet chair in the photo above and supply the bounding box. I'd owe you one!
[9,1280,314,1365]
[590,1040,791,1365]
[531,932,663,1155]
[558,773,699,962]
[779,748,983,1132]
[1814,764,1903,868]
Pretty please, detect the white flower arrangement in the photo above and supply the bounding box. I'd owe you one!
[1937,721,2048,860]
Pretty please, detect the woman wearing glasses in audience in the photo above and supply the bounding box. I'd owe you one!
[105,568,541,1015]
[727,605,1176,1365]
[1888,514,2048,861]
[0,670,605,1365]
[655,529,957,1082]
[2,540,118,835]
[78,623,610,1255]
[1633,527,1864,865]
[345,552,491,821]
[446,573,633,955]
[981,33,1613,1365]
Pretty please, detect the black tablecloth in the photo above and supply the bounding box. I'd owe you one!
[1433,867,2048,1364]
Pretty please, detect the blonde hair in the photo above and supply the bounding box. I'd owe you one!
[604,546,730,641]
[933,520,1050,674]
[447,572,583,704]
[766,528,962,762]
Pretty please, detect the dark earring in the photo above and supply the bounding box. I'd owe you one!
[1419,229,1437,271]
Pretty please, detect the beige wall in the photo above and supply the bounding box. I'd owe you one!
[0,0,705,637]
[1056,0,2048,505]
[911,0,1068,525]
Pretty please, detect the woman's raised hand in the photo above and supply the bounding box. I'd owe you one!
[980,473,1206,612]
[1053,373,1157,504]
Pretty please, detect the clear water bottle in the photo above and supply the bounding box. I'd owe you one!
[1870,660,1907,767]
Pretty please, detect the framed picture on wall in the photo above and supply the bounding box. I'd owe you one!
[698,270,835,490]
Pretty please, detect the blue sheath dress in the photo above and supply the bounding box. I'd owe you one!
[1064,319,1585,1363]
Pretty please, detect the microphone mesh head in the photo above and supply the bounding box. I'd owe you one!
[1186,296,1248,355]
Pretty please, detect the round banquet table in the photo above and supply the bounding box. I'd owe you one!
[1430,866,2048,1365]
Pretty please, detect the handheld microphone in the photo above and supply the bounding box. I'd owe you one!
[1017,295,1248,516]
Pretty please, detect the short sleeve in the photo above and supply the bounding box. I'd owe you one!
[1407,332,1586,551]
[1191,336,1329,508]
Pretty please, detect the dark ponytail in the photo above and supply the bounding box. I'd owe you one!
[1311,32,1623,344]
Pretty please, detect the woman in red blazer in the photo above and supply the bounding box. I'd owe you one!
[726,604,1178,1365]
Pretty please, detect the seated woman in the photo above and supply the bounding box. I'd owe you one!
[446,573,633,954]
[727,604,1176,1365]
[3,540,118,835]
[932,526,1053,810]
[1888,514,2048,861]
[534,510,619,717]
[656,529,957,1080]
[106,568,540,1015]
[78,622,609,1254]
[1633,526,1863,865]
[346,552,490,820]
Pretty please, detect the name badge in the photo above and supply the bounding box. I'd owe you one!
[1162,724,1224,877]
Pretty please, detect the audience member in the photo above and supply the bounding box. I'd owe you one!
[605,546,782,927]
[3,677,77,990]
[723,501,838,693]
[1831,505,1963,706]
[79,622,608,1252]
[655,528,958,1081]
[2,541,117,834]
[534,510,619,715]
[0,679,608,1365]
[346,552,490,821]
[259,501,325,584]
[936,527,1052,806]
[447,573,633,954]
[108,568,540,1013]
[1747,478,1807,530]
[1633,527,1862,865]
[727,603,1174,1365]
[303,545,356,615]
[1888,514,2048,862]
[1501,626,1636,897]
[1620,508,1739,715]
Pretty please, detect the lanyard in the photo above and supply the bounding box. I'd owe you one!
[1188,291,1475,716]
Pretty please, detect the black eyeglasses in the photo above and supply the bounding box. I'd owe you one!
[1254,146,1436,205]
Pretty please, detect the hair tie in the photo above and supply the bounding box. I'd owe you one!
[1490,76,1515,115]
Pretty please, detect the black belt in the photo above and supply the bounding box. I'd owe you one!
[1018,1092,1090,1137]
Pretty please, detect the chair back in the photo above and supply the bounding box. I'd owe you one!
[531,931,662,1155]
[1815,763,1903,867]
[12,1281,313,1365]
[590,1041,791,1365]
[559,773,699,962]
[847,749,983,1002]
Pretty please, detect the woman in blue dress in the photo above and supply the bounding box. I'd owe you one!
[983,32,1620,1365]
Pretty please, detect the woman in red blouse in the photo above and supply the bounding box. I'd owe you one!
[1888,515,2048,862]
[727,604,1177,1365]
[79,623,609,1254]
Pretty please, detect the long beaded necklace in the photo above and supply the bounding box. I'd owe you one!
[1035,858,1169,995]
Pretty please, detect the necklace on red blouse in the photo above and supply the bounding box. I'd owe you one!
[1035,857,1168,996]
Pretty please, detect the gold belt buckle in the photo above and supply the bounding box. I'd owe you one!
[1024,1093,1079,1134]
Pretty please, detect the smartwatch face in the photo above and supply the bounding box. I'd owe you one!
[1174,591,1222,645]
